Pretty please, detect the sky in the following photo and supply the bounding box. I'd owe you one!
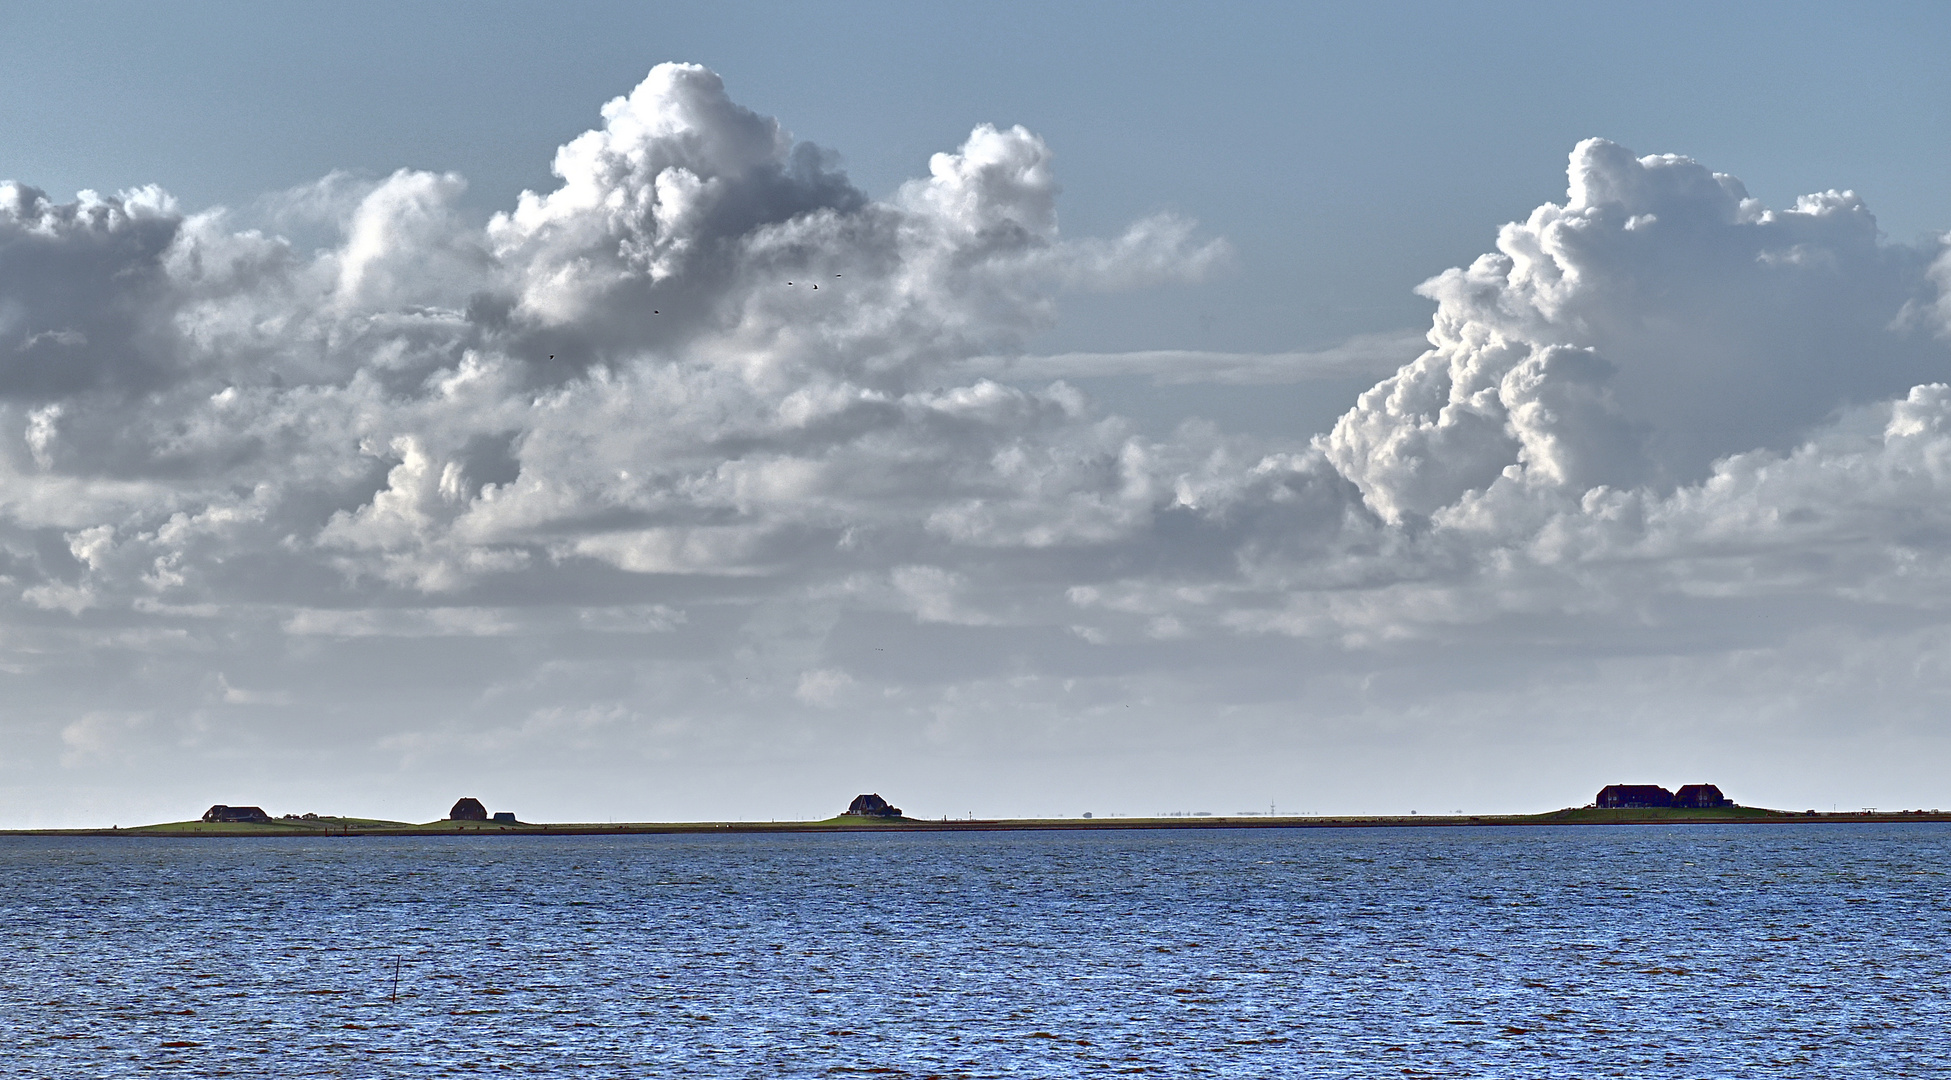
[2,1,1951,826]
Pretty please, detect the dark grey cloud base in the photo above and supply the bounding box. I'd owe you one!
[4,65,1950,826]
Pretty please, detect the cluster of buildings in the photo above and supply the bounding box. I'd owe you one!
[204,787,1741,826]
[198,799,518,825]
[1595,784,1732,809]
[449,797,519,823]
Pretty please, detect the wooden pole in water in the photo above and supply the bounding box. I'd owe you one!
[391,958,400,1003]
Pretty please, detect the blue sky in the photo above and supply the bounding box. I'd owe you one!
[2,2,1951,825]
[8,0,1947,356]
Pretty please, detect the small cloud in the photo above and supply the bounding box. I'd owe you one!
[217,673,292,706]
[795,668,856,708]
[22,581,94,614]
[574,604,686,633]
[19,328,86,351]
[59,711,147,767]
[282,607,517,638]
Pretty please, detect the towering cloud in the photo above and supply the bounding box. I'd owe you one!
[1326,139,1945,522]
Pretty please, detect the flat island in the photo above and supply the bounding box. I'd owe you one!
[11,804,1951,838]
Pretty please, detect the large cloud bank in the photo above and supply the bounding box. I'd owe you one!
[5,65,1951,819]
[0,64,1224,612]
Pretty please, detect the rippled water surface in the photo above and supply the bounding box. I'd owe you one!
[2,824,1947,1077]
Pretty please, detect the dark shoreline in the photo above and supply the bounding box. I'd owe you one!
[9,807,1951,838]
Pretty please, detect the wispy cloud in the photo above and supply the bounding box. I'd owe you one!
[957,330,1426,385]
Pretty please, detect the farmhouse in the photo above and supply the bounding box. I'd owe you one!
[1596,784,1735,809]
[843,793,902,818]
[1596,785,1673,808]
[1674,784,1732,808]
[201,805,271,823]
[449,797,488,821]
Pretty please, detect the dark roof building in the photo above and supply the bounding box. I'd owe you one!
[449,797,488,821]
[1674,784,1732,808]
[843,793,902,818]
[202,804,271,823]
[1596,783,1736,809]
[1596,785,1674,809]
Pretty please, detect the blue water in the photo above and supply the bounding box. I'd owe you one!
[1,824,1946,1077]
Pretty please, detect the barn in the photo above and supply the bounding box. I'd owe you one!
[1596,785,1674,809]
[201,805,271,823]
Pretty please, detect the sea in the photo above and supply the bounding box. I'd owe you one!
[1,823,1946,1077]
